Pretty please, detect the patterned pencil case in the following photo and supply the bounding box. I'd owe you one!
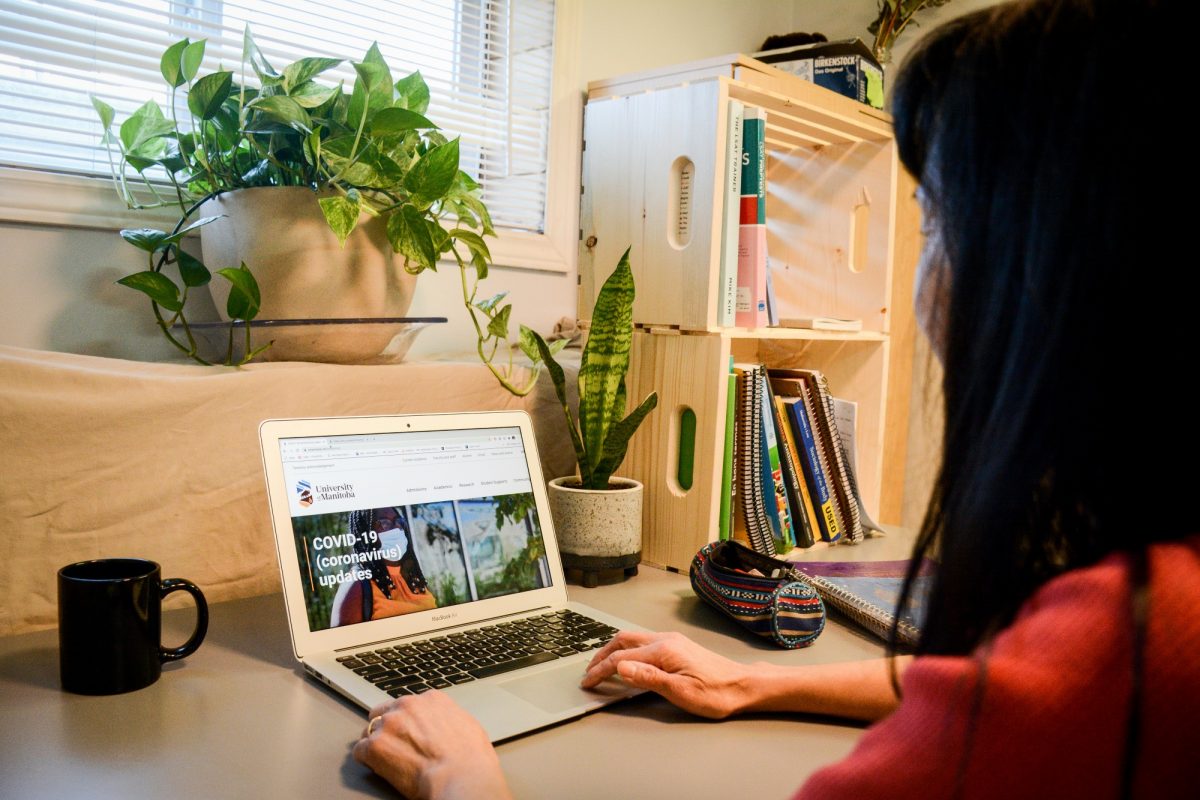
[690,541,825,649]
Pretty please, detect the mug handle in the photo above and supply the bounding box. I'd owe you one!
[159,578,209,662]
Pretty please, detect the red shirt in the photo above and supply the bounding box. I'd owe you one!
[798,536,1200,799]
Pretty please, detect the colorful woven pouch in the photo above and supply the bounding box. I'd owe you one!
[690,541,825,649]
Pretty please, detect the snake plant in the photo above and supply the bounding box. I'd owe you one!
[529,247,658,490]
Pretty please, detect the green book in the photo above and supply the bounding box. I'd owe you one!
[718,358,736,540]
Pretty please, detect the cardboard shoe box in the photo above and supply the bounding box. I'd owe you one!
[754,38,884,109]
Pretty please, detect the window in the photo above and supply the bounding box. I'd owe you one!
[0,0,578,271]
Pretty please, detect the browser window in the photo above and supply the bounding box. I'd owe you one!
[280,427,550,632]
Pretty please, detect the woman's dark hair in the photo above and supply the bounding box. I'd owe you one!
[890,0,1190,657]
[348,507,429,603]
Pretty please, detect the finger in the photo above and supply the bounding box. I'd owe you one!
[581,640,666,688]
[585,630,659,671]
[615,659,678,695]
[367,697,401,722]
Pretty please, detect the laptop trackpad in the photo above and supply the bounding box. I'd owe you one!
[498,664,629,713]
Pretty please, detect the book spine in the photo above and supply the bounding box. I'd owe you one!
[805,371,864,543]
[735,365,776,556]
[718,363,736,540]
[785,398,841,542]
[797,380,848,542]
[735,107,767,328]
[717,100,743,327]
[766,389,815,549]
[757,372,793,551]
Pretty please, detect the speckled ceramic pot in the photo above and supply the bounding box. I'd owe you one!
[547,476,643,558]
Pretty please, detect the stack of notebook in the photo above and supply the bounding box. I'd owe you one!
[725,364,882,555]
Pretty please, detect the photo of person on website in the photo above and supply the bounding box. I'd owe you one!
[330,506,438,626]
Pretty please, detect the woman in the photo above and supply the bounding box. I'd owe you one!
[351,1,1197,796]
[331,506,437,626]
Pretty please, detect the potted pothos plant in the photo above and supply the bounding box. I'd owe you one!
[529,248,658,587]
[94,28,538,392]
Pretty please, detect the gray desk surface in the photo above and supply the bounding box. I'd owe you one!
[0,534,912,799]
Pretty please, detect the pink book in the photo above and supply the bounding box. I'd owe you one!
[735,108,767,328]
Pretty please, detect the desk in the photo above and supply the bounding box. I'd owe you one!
[0,535,912,799]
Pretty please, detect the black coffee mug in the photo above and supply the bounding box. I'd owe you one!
[58,558,209,695]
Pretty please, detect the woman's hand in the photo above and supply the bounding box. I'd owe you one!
[352,691,513,800]
[581,630,756,719]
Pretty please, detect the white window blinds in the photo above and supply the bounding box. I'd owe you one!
[0,0,555,234]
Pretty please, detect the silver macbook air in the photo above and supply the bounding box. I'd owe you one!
[259,411,644,742]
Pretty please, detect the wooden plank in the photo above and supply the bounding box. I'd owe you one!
[879,166,921,524]
[624,331,729,571]
[765,139,896,333]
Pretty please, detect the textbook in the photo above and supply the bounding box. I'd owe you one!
[791,558,935,647]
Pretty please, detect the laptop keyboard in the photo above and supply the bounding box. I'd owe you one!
[336,610,619,697]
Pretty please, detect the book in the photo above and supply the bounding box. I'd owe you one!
[791,559,935,647]
[718,359,737,541]
[778,317,863,332]
[732,364,777,556]
[735,107,767,328]
[757,371,793,551]
[831,396,884,534]
[717,100,743,327]
[778,390,842,543]
[781,368,882,541]
[764,381,817,548]
[765,255,779,326]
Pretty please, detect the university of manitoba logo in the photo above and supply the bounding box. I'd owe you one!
[296,479,314,508]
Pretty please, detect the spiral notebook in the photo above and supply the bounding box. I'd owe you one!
[790,559,935,646]
[732,364,777,556]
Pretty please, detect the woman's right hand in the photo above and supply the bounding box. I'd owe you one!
[581,631,756,719]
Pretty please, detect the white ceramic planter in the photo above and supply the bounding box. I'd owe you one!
[547,476,643,559]
[198,186,418,362]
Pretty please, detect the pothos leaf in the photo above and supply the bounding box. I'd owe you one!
[117,270,183,312]
[216,262,261,321]
[319,195,361,246]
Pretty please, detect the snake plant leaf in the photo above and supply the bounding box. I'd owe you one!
[188,71,233,120]
[406,137,459,203]
[282,57,343,93]
[530,329,588,479]
[216,262,261,321]
[175,247,212,287]
[117,270,183,312]
[394,71,431,115]
[589,390,658,489]
[160,39,190,88]
[319,195,360,246]
[578,246,636,476]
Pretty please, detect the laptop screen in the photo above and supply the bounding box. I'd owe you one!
[278,426,551,633]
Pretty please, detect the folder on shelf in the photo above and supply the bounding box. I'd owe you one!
[763,377,817,548]
[757,371,793,551]
[732,364,777,556]
[771,377,842,543]
[780,369,883,541]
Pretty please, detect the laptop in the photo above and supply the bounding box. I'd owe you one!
[258,410,646,741]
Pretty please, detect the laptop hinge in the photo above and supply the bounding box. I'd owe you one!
[333,604,559,652]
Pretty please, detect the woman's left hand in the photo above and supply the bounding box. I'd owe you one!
[353,691,513,800]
